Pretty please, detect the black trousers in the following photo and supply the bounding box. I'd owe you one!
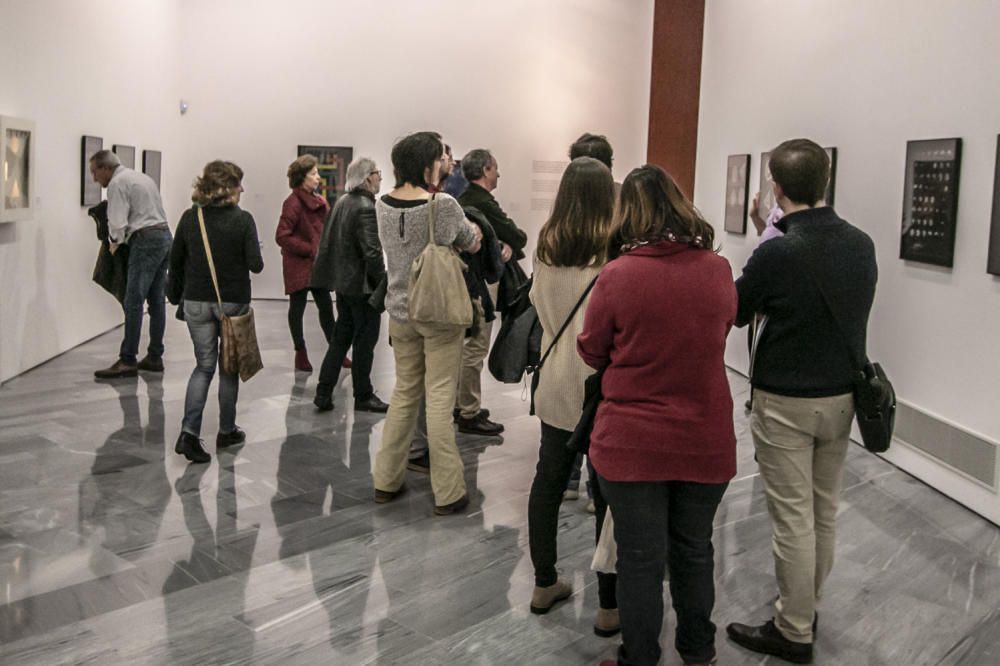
[598,474,728,666]
[287,288,334,350]
[317,293,381,400]
[528,422,617,609]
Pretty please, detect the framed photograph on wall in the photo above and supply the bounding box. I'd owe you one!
[143,149,162,190]
[758,151,774,215]
[298,145,353,208]
[81,135,103,206]
[899,137,962,268]
[112,144,136,169]
[1,115,36,222]
[724,154,750,234]
[988,135,1000,276]
[824,146,838,207]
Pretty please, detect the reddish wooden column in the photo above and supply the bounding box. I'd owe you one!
[647,0,705,198]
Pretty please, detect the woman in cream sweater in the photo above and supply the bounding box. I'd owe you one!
[527,157,619,635]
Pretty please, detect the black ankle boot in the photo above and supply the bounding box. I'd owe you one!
[175,432,211,464]
[314,383,334,412]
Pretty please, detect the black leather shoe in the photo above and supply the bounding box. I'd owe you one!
[434,493,469,515]
[313,394,334,412]
[355,394,389,413]
[726,619,812,664]
[175,432,211,464]
[374,484,407,504]
[216,427,246,448]
[94,360,138,379]
[137,355,164,372]
[407,451,430,473]
[457,413,504,436]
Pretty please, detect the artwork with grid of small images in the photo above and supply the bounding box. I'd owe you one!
[900,138,962,268]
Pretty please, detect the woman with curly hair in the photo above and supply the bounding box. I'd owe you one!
[167,161,263,464]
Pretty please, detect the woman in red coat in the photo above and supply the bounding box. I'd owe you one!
[580,165,736,666]
[276,154,334,371]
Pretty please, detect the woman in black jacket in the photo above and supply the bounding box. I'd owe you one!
[167,161,263,463]
[311,158,389,413]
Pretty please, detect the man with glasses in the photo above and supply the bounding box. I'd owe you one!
[312,157,389,414]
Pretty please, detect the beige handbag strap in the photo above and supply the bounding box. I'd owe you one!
[196,207,225,311]
[426,193,437,247]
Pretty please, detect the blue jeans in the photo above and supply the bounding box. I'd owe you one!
[181,300,249,437]
[120,227,172,364]
[598,475,728,666]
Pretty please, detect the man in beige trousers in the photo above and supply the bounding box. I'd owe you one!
[726,139,878,665]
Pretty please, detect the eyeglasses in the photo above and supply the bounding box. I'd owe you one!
[369,170,381,176]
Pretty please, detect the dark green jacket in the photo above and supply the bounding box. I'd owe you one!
[458,183,528,261]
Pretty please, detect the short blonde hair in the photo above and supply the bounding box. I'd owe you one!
[192,160,244,206]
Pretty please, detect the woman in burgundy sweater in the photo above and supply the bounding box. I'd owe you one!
[276,154,333,372]
[579,165,736,666]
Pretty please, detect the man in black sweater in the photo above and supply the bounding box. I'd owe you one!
[726,139,877,665]
[453,148,527,436]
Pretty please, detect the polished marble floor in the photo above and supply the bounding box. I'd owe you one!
[1,300,998,665]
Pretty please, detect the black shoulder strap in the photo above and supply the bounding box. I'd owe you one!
[787,241,865,372]
[534,273,599,372]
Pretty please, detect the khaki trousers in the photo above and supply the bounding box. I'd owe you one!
[374,319,466,506]
[455,283,498,419]
[751,388,854,644]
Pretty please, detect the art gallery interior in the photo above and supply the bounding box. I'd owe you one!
[1,0,998,664]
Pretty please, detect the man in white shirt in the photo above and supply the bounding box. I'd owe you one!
[89,150,172,378]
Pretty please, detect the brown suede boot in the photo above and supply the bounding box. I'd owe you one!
[294,349,312,372]
[594,607,621,637]
[530,579,572,614]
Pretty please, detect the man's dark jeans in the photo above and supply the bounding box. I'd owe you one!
[317,293,381,400]
[120,227,172,365]
[598,474,728,666]
[528,422,616,609]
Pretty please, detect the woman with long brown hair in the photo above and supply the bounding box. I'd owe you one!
[527,157,619,635]
[581,165,736,666]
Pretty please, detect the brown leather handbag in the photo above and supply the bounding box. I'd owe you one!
[197,207,263,382]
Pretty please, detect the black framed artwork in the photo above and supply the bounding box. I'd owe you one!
[143,149,162,190]
[81,135,103,206]
[724,154,750,234]
[988,135,1000,276]
[298,145,353,208]
[899,137,962,268]
[112,144,135,169]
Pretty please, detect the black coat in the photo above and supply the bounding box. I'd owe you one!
[89,201,129,304]
[460,206,504,323]
[458,183,528,260]
[311,188,386,300]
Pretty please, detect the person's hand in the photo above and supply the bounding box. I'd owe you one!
[109,242,120,255]
[499,241,513,263]
[749,191,766,236]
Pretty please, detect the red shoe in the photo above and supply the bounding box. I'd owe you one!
[295,349,312,372]
[342,356,352,369]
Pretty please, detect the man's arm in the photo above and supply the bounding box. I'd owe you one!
[477,197,527,256]
[734,245,773,327]
[107,180,129,245]
[356,205,386,285]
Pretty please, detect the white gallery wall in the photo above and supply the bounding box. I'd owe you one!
[173,0,654,299]
[0,0,184,382]
[695,0,1000,522]
[0,0,653,382]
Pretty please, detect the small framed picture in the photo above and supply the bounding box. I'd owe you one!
[988,135,1000,276]
[113,144,136,169]
[1,115,36,222]
[724,154,750,234]
[143,149,162,190]
[899,137,962,268]
[81,135,103,206]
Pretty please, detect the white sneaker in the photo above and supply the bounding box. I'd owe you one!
[563,489,580,501]
[586,499,596,513]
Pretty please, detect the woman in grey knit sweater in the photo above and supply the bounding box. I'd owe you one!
[371,132,481,515]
